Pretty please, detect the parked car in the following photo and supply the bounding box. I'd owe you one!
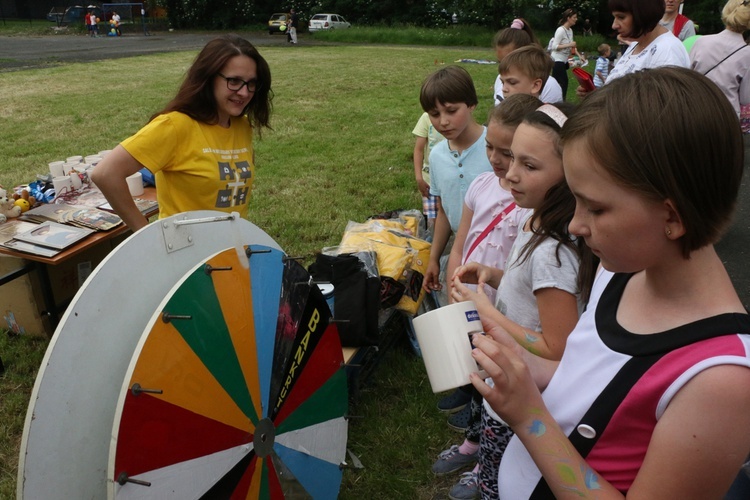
[47,7,64,23]
[268,12,290,34]
[308,14,350,33]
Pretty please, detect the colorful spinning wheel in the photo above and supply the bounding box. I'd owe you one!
[109,245,348,499]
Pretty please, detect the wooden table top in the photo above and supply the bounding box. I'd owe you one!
[0,186,157,265]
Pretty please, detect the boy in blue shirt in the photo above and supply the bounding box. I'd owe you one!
[594,43,611,88]
[420,66,492,297]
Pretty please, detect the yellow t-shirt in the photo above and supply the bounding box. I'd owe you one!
[121,111,255,219]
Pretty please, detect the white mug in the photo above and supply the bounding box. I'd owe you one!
[52,175,73,198]
[69,172,83,190]
[126,171,144,196]
[48,161,65,177]
[412,301,487,393]
[62,161,79,175]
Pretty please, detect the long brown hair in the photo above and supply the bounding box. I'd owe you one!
[152,34,273,136]
[515,103,598,302]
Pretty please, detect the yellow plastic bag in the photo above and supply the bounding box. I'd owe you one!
[339,218,430,315]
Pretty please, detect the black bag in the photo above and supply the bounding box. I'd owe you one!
[308,252,380,347]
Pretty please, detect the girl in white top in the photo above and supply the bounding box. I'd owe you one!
[577,0,689,96]
[550,9,578,100]
[451,103,597,498]
[431,93,541,500]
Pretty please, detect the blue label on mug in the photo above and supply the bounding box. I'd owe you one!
[465,310,480,322]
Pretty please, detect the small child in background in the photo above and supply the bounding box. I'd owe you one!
[412,112,445,235]
[420,66,492,302]
[492,19,563,105]
[594,43,611,88]
[497,45,554,100]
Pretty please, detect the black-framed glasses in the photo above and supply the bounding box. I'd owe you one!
[217,73,260,93]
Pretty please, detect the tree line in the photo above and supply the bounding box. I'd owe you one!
[160,0,727,36]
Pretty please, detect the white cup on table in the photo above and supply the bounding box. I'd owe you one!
[66,155,83,164]
[52,175,73,199]
[48,161,65,177]
[412,300,487,393]
[69,172,83,190]
[126,172,144,197]
[62,161,80,175]
[84,155,102,166]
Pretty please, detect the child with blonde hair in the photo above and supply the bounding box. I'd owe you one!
[594,43,611,87]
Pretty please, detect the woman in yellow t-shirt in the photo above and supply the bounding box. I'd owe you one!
[92,34,273,230]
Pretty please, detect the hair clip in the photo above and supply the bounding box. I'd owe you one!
[510,19,524,29]
[537,104,568,127]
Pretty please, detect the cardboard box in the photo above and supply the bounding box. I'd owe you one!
[0,242,113,337]
[0,256,44,336]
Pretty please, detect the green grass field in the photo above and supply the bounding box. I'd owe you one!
[0,39,503,499]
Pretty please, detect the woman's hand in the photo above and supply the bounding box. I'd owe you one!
[575,85,593,99]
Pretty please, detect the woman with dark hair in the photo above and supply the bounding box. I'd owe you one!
[577,0,689,97]
[92,34,273,231]
[549,9,578,100]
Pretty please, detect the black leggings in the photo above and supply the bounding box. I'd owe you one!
[552,61,569,101]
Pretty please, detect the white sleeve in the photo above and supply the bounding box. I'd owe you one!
[551,27,565,51]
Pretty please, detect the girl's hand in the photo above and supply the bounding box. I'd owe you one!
[480,316,559,391]
[451,277,494,313]
[422,261,442,292]
[452,262,492,287]
[469,333,546,428]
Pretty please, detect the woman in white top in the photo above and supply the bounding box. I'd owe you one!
[577,0,689,97]
[550,9,578,101]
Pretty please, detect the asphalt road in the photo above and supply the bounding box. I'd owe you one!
[0,30,309,71]
[715,139,750,309]
[3,32,750,308]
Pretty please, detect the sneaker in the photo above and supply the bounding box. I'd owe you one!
[437,387,471,413]
[431,445,478,476]
[448,471,479,500]
[447,403,471,432]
